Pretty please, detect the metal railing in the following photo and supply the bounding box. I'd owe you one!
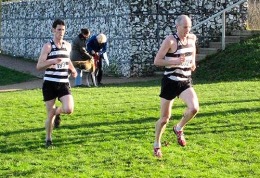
[191,0,247,50]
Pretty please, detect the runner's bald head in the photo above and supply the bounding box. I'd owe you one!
[175,15,191,26]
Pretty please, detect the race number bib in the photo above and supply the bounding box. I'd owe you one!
[55,58,69,69]
[181,58,192,67]
[56,62,67,69]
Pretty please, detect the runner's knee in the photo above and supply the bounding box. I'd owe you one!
[189,105,199,115]
[63,107,73,114]
[160,116,170,125]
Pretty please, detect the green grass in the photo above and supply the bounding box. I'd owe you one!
[0,66,36,85]
[0,81,259,177]
[0,35,260,177]
[193,34,260,83]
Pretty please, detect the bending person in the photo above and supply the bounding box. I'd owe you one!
[70,28,92,86]
[87,33,107,85]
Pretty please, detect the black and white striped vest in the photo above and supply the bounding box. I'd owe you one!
[44,40,70,83]
[164,33,194,81]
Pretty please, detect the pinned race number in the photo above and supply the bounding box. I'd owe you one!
[55,59,69,69]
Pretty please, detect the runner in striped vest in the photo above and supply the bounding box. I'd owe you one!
[36,19,77,148]
[153,15,200,158]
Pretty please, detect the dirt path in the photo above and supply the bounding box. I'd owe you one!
[0,54,160,92]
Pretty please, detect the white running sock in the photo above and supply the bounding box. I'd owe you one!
[154,143,161,148]
[175,125,182,131]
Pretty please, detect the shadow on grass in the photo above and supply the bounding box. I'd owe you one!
[186,107,260,135]
[1,101,259,153]
[0,117,156,153]
[0,66,37,86]
[199,98,260,106]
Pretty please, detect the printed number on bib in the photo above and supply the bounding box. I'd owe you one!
[181,59,192,67]
[56,62,67,69]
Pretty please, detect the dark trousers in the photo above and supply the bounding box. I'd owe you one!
[93,54,103,85]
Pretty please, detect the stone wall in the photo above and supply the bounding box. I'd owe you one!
[0,0,248,77]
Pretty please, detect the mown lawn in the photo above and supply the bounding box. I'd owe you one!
[0,34,259,178]
[0,66,36,86]
[0,79,259,177]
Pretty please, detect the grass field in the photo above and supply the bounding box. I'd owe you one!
[0,80,259,177]
[0,65,36,86]
[0,35,259,177]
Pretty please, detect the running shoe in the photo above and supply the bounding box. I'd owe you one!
[45,140,53,148]
[154,147,162,158]
[173,126,186,146]
[54,113,61,128]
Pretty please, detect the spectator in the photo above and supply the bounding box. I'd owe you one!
[70,28,92,86]
[87,33,108,85]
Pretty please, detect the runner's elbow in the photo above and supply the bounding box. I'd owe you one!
[36,65,41,71]
[36,65,44,71]
[154,60,161,67]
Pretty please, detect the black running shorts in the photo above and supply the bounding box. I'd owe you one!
[42,80,71,101]
[159,76,192,100]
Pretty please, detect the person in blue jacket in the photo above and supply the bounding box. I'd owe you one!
[87,33,107,85]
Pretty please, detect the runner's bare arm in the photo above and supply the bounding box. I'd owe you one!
[189,34,197,71]
[68,60,77,78]
[64,41,77,78]
[36,43,62,71]
[154,35,185,67]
